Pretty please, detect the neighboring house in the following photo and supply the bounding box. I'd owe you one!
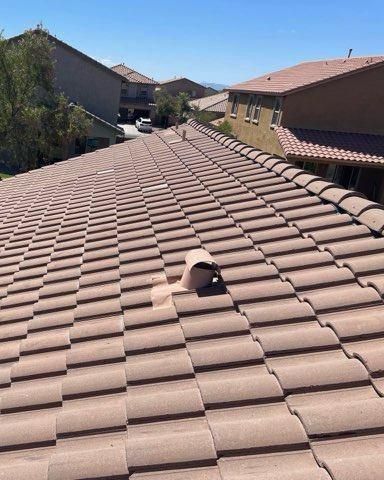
[225,56,384,202]
[48,33,123,153]
[111,64,159,122]
[190,91,229,120]
[2,118,384,479]
[11,31,124,154]
[159,77,215,98]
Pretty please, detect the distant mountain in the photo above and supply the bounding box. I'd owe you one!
[201,81,229,92]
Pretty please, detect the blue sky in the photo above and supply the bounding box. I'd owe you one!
[2,0,384,85]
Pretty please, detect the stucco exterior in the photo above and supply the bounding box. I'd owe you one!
[159,78,209,99]
[225,92,284,156]
[119,81,157,121]
[52,40,122,126]
[282,63,384,134]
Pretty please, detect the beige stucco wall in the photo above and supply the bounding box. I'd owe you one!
[225,93,284,156]
[282,64,384,134]
[52,42,121,125]
[160,79,207,99]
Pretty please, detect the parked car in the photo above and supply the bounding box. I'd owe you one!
[135,117,153,132]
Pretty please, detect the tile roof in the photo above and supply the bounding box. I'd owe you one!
[0,119,384,478]
[112,64,158,85]
[276,127,384,166]
[159,77,205,88]
[229,56,384,95]
[190,92,229,113]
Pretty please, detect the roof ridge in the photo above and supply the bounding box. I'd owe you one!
[186,119,384,234]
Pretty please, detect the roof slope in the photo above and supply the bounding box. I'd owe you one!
[112,64,158,85]
[160,76,207,88]
[277,127,384,166]
[190,92,229,113]
[0,120,384,479]
[229,56,384,95]
[11,31,123,82]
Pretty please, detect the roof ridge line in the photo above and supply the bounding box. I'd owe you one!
[186,119,384,235]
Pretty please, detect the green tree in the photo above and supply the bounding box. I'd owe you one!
[0,28,91,173]
[175,92,191,123]
[190,104,216,123]
[154,88,176,128]
[216,119,233,136]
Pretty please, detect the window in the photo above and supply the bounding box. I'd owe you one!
[332,165,361,190]
[245,95,255,120]
[271,97,282,127]
[138,88,148,99]
[252,95,262,124]
[231,94,240,117]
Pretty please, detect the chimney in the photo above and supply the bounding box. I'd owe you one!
[182,129,186,141]
[180,249,218,290]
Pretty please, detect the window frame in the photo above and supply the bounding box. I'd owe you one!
[245,94,255,121]
[231,94,240,117]
[270,97,282,128]
[252,95,262,124]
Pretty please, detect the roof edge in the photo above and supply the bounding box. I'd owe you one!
[10,31,124,82]
[228,58,384,97]
[186,119,384,234]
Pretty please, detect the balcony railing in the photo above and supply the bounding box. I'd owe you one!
[120,95,154,104]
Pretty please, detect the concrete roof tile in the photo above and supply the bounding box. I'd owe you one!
[0,120,384,477]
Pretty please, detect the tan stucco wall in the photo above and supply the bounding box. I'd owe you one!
[225,93,284,156]
[282,64,384,134]
[160,79,206,99]
[53,43,121,125]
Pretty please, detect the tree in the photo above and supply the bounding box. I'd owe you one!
[175,92,192,123]
[216,119,233,135]
[190,104,216,123]
[154,88,176,128]
[0,28,91,173]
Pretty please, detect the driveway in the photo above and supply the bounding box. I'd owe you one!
[118,124,163,140]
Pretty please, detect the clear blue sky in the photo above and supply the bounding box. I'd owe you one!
[2,0,384,85]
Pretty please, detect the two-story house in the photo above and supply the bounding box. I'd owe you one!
[11,31,124,155]
[158,77,215,99]
[225,56,384,202]
[111,64,158,122]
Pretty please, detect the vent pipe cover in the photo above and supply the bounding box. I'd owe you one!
[180,249,218,290]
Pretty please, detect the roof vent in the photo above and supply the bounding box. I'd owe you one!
[267,76,271,80]
[180,249,218,290]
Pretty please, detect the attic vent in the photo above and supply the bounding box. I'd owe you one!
[142,183,168,192]
[180,249,219,290]
[97,169,114,175]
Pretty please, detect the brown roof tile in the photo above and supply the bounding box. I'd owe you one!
[277,127,384,167]
[112,63,158,85]
[1,119,384,477]
[230,56,384,95]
